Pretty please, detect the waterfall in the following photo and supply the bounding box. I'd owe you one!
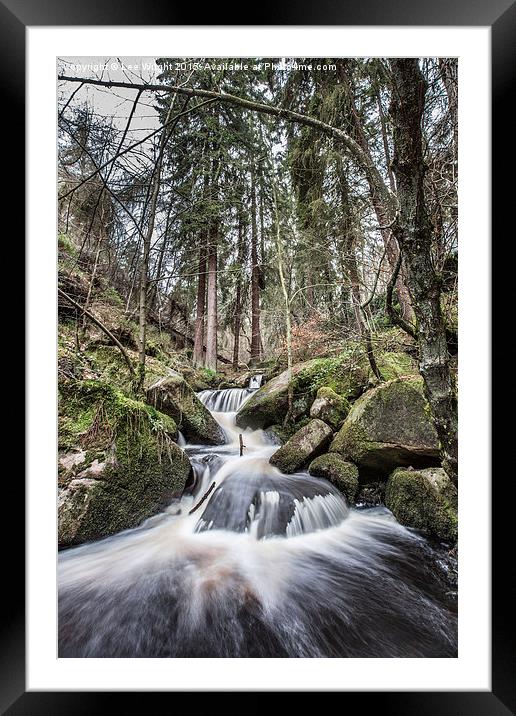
[58,379,458,658]
[249,373,263,389]
[198,387,251,413]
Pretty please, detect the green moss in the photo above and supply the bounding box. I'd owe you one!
[269,419,333,474]
[58,379,189,547]
[385,468,458,543]
[329,377,440,476]
[236,354,369,430]
[310,387,350,430]
[293,352,369,400]
[330,421,370,462]
[59,379,178,454]
[146,374,225,445]
[377,351,417,380]
[100,285,124,307]
[58,233,77,257]
[308,453,359,503]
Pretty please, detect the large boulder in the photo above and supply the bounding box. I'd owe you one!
[235,356,367,431]
[308,454,359,504]
[58,380,191,548]
[330,377,440,477]
[146,372,226,445]
[235,351,417,432]
[310,387,350,430]
[385,467,458,542]
[269,419,333,474]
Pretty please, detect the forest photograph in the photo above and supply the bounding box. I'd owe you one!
[57,56,459,658]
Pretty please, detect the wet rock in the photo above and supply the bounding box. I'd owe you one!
[264,425,286,445]
[58,379,191,547]
[308,454,359,504]
[330,377,440,477]
[235,356,363,431]
[269,419,333,474]
[147,372,226,445]
[385,467,458,543]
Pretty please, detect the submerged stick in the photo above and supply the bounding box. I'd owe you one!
[188,481,216,515]
[239,433,245,456]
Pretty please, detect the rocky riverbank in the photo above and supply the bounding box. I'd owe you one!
[58,259,457,549]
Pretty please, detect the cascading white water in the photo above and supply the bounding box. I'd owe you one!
[249,373,263,390]
[58,376,457,658]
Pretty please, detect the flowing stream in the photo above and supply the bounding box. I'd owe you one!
[58,378,457,658]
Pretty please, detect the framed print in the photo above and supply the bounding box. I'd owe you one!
[5,0,512,710]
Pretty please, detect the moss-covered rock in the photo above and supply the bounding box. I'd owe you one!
[58,379,191,548]
[235,351,417,432]
[308,454,359,504]
[385,467,458,543]
[330,377,440,477]
[269,419,333,474]
[146,373,226,445]
[376,351,418,381]
[309,387,350,430]
[235,356,365,431]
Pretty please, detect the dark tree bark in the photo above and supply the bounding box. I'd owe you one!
[233,205,245,369]
[250,161,262,364]
[390,59,458,485]
[376,88,396,193]
[136,99,176,392]
[338,163,383,382]
[205,233,218,371]
[193,233,207,366]
[438,58,458,166]
[336,61,415,326]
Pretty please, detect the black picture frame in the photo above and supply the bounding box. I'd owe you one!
[6,0,510,710]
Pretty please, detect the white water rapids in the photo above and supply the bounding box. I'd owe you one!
[58,379,457,657]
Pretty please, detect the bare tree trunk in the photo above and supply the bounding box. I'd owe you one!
[390,59,458,485]
[336,61,415,325]
[205,231,218,371]
[193,234,207,366]
[376,88,396,193]
[273,186,293,425]
[438,58,458,166]
[339,163,383,382]
[250,161,262,364]
[149,202,173,311]
[233,207,245,369]
[136,100,175,392]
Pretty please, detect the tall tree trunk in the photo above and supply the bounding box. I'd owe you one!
[136,100,175,392]
[376,88,396,193]
[193,233,207,366]
[390,59,458,485]
[339,163,383,382]
[205,231,218,371]
[438,58,458,167]
[336,61,415,325]
[149,202,173,311]
[233,207,245,369]
[250,161,262,364]
[273,186,294,425]
[193,162,211,366]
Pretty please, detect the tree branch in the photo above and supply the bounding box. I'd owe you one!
[58,75,396,214]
